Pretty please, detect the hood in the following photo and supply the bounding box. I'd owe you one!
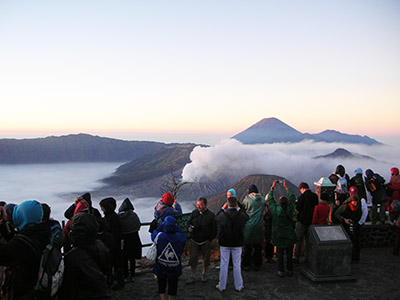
[100,197,117,215]
[13,200,43,231]
[249,193,263,202]
[71,212,98,246]
[118,198,134,213]
[162,216,178,234]
[74,200,89,215]
[354,168,363,175]
[365,169,374,179]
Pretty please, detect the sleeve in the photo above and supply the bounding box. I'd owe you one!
[334,204,346,223]
[312,205,319,225]
[296,193,304,212]
[210,214,218,240]
[173,203,183,216]
[266,191,278,215]
[359,199,368,225]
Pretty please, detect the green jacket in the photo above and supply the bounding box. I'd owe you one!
[243,193,266,244]
[266,188,296,248]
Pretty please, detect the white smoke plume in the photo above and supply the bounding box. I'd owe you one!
[182,139,400,188]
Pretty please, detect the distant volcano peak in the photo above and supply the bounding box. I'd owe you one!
[232,117,380,145]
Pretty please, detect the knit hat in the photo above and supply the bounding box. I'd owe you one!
[227,188,236,197]
[248,184,258,194]
[161,193,175,206]
[354,168,363,175]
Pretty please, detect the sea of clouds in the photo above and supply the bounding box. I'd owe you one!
[182,139,400,188]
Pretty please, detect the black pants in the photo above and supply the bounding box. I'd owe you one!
[157,277,178,296]
[243,243,262,268]
[277,246,294,272]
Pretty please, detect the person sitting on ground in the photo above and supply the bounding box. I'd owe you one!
[186,197,217,284]
[0,200,50,299]
[118,198,142,282]
[266,180,296,278]
[152,216,186,300]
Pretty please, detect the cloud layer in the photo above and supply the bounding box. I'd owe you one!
[182,139,399,188]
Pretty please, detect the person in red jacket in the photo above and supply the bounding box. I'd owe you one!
[386,167,400,223]
[312,191,330,225]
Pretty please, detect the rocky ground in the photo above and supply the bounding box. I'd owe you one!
[110,247,400,300]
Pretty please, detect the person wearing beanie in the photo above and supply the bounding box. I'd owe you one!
[153,193,182,229]
[227,188,236,198]
[0,200,50,299]
[151,216,186,300]
[242,184,266,271]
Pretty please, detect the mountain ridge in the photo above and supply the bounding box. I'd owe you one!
[232,117,381,145]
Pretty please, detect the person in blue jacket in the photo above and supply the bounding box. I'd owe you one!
[151,216,186,300]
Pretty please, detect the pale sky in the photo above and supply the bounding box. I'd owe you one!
[1,0,399,144]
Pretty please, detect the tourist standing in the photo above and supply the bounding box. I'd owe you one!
[186,197,217,284]
[215,196,249,292]
[152,216,186,300]
[242,184,266,270]
[266,180,296,277]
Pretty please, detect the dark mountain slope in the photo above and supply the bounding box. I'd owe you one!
[0,133,166,164]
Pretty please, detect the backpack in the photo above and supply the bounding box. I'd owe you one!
[49,220,65,251]
[15,234,64,298]
[221,210,243,246]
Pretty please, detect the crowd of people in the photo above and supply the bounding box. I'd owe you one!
[0,165,399,300]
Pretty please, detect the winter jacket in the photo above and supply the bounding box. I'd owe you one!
[0,201,50,300]
[312,202,330,225]
[118,198,142,259]
[242,193,266,244]
[296,189,319,225]
[118,198,141,234]
[188,209,217,244]
[59,213,111,300]
[266,189,297,249]
[151,216,186,279]
[215,207,249,247]
[350,173,368,201]
[154,201,182,224]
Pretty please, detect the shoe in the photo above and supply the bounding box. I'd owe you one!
[287,271,293,277]
[201,273,207,282]
[185,276,195,284]
[235,285,244,292]
[216,284,225,292]
[111,283,124,290]
[276,271,284,278]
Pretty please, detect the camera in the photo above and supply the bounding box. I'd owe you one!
[277,180,283,184]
